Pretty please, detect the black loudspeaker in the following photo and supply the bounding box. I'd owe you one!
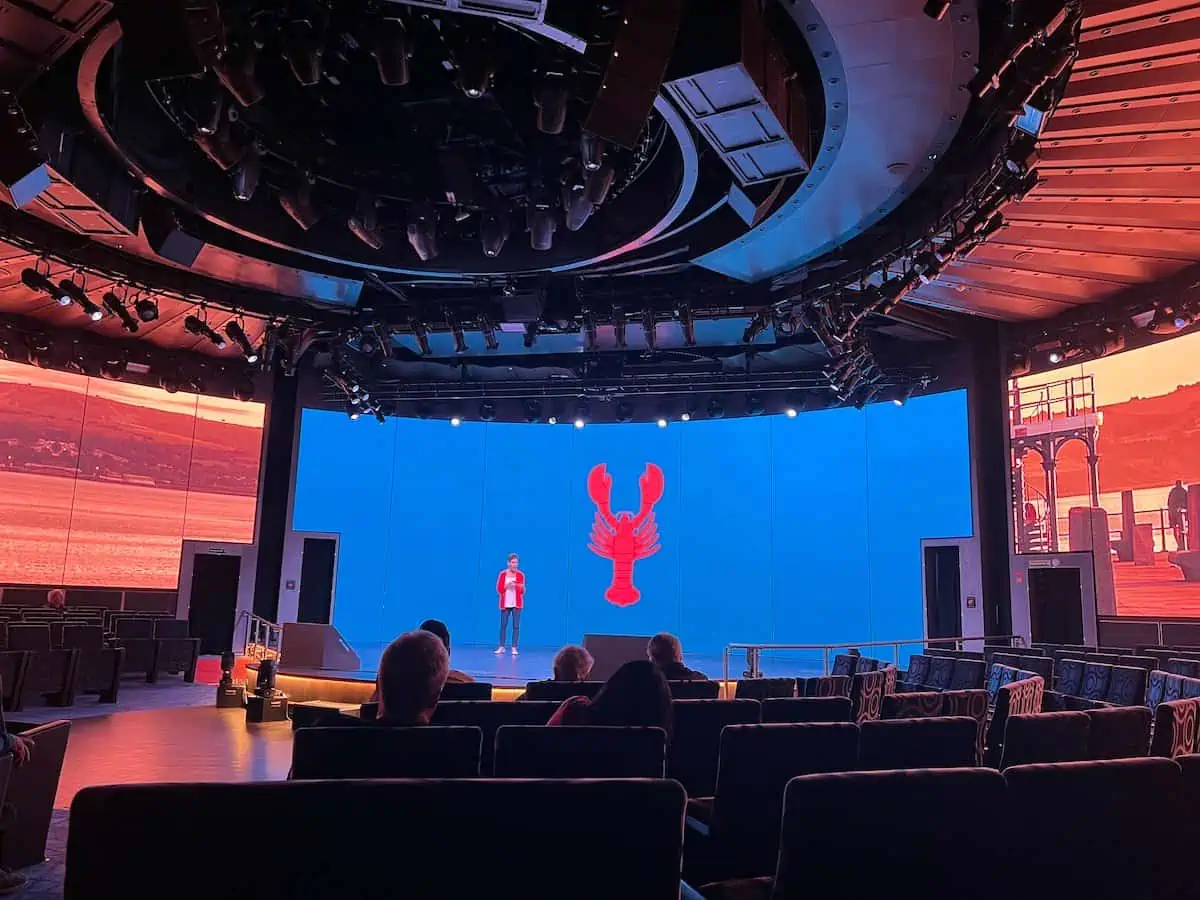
[140,194,205,266]
[216,684,245,708]
[113,0,223,81]
[245,694,288,723]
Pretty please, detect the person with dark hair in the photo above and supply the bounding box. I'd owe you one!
[547,660,673,739]
[647,632,708,681]
[553,645,593,682]
[374,630,450,726]
[418,619,475,684]
[495,552,525,655]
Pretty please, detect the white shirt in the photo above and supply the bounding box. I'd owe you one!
[503,572,517,609]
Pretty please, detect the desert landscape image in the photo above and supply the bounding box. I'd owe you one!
[0,360,264,589]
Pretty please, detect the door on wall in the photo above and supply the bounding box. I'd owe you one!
[1028,566,1084,645]
[189,553,241,654]
[297,537,337,624]
[923,545,963,642]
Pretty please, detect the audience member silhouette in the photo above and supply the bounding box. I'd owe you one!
[418,619,475,684]
[553,645,593,681]
[374,630,450,725]
[547,660,672,739]
[647,632,709,681]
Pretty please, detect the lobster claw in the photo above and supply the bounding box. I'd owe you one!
[639,463,665,506]
[587,463,613,507]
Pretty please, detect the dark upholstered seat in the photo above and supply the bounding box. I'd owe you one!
[925,655,954,690]
[985,676,1045,768]
[904,654,931,686]
[291,725,482,778]
[1167,658,1200,678]
[668,699,760,798]
[7,626,78,706]
[68,779,687,900]
[830,654,856,676]
[992,653,1053,681]
[686,723,858,883]
[1104,664,1147,706]
[1004,758,1191,899]
[850,669,887,723]
[882,691,943,719]
[1080,662,1111,701]
[942,689,989,764]
[1084,706,1151,760]
[999,712,1090,769]
[521,680,604,701]
[115,618,158,681]
[1150,698,1200,758]
[431,700,557,775]
[494,726,665,778]
[858,716,978,770]
[948,658,985,690]
[440,681,493,701]
[1055,658,1085,696]
[987,663,1019,704]
[855,657,880,672]
[152,619,189,639]
[1147,670,1168,708]
[0,651,31,711]
[734,678,795,701]
[795,675,851,698]
[769,769,1008,900]
[669,680,719,700]
[761,697,851,724]
[62,626,122,703]
[1,719,69,868]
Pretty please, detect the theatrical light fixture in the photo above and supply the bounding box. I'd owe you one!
[893,383,917,406]
[523,399,544,423]
[234,379,255,402]
[134,297,160,323]
[642,308,657,349]
[455,44,493,98]
[480,206,510,258]
[184,315,227,349]
[478,315,500,351]
[450,416,462,427]
[232,145,261,201]
[348,405,361,421]
[742,309,770,344]
[574,401,590,429]
[613,307,627,349]
[564,187,594,232]
[1047,348,1064,364]
[707,397,725,419]
[528,205,556,252]
[523,321,539,349]
[407,202,439,261]
[581,132,605,172]
[547,415,559,425]
[746,394,765,417]
[581,310,597,352]
[479,400,497,421]
[373,18,412,86]
[102,292,139,333]
[57,280,103,320]
[280,178,320,230]
[574,417,586,429]
[20,268,59,300]
[283,17,324,86]
[448,314,469,354]
[657,416,668,429]
[348,196,384,250]
[225,321,260,363]
[1148,305,1192,335]
[411,319,432,355]
[677,302,696,347]
[101,356,127,379]
[584,164,615,206]
[785,406,798,418]
[535,74,569,135]
[213,40,265,107]
[615,399,634,423]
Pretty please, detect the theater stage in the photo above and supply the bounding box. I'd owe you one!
[248,644,825,704]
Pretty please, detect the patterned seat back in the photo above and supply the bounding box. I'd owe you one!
[851,669,887,723]
[1164,674,1185,703]
[881,666,897,696]
[948,659,985,691]
[799,675,851,698]
[999,711,1090,769]
[1084,706,1152,760]
[1147,670,1168,708]
[987,664,1019,705]
[858,716,979,770]
[881,691,943,720]
[1181,675,1200,700]
[830,655,857,677]
[1104,665,1147,706]
[856,657,880,673]
[1081,663,1112,701]
[905,654,931,686]
[1167,658,1200,678]
[943,689,989,764]
[1117,655,1156,672]
[1150,698,1200,758]
[734,677,796,701]
[925,655,955,691]
[1056,658,1085,696]
[986,676,1045,767]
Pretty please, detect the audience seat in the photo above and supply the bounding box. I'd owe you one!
[1167,658,1200,678]
[986,663,1020,704]
[948,658,985,690]
[1147,669,1168,708]
[520,680,604,701]
[902,654,931,688]
[685,723,858,883]
[760,697,851,724]
[1084,706,1151,760]
[1081,662,1112,702]
[668,699,760,799]
[858,716,978,769]
[61,626,122,703]
[992,652,1053,682]
[1150,698,1200,758]
[291,725,482,779]
[733,678,794,701]
[763,768,1008,900]
[999,712,1090,769]
[0,651,31,711]
[1055,658,1085,696]
[494,726,666,778]
[431,700,557,776]
[941,689,989,764]
[985,676,1045,768]
[1004,758,1191,899]
[830,654,856,676]
[68,779,688,900]
[882,691,944,719]
[1104,664,1147,706]
[1,720,70,868]
[669,680,720,700]
[114,618,158,681]
[7,625,78,706]
[924,655,954,690]
[850,669,887,723]
[440,681,492,701]
[794,675,850,698]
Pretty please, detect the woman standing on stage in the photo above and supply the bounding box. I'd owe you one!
[495,553,525,655]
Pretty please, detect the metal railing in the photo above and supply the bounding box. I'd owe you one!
[722,634,1027,686]
[1009,375,1096,426]
[242,612,283,661]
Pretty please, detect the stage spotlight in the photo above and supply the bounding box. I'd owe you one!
[455,45,493,98]
[219,651,236,686]
[478,315,500,351]
[479,400,496,421]
[581,310,597,351]
[642,309,657,349]
[656,416,668,429]
[535,74,568,135]
[855,386,882,410]
[523,399,544,423]
[348,196,384,250]
[528,205,557,251]
[100,355,127,379]
[893,383,917,406]
[581,133,605,172]
[742,309,770,343]
[348,405,361,421]
[373,18,412,86]
[584,164,615,206]
[707,397,725,419]
[480,206,510,258]
[1148,305,1191,335]
[548,415,559,425]
[1047,348,1064,364]
[283,17,324,86]
[615,399,633,423]
[680,411,691,422]
[923,0,951,19]
[159,369,181,393]
[234,379,255,402]
[574,417,586,429]
[612,307,627,349]
[523,321,539,349]
[450,415,462,427]
[20,268,59,301]
[58,280,103,321]
[213,40,265,107]
[101,292,139,333]
[677,302,695,347]
[785,406,798,418]
[194,116,244,171]
[406,202,439,261]
[574,401,589,429]
[411,319,432,355]
[564,190,594,232]
[134,297,160,323]
[225,321,260,363]
[232,145,261,201]
[280,178,320,230]
[746,394,765,416]
[449,315,469,354]
[184,315,227,349]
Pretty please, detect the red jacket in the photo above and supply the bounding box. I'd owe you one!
[496,569,526,610]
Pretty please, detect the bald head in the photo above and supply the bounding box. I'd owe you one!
[376,630,449,724]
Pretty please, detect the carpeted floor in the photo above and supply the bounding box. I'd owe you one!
[9,680,215,725]
[19,810,64,900]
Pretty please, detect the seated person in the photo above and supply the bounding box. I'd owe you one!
[647,632,708,681]
[343,630,449,727]
[45,588,66,610]
[0,690,33,893]
[516,645,594,700]
[418,619,474,684]
[548,660,672,739]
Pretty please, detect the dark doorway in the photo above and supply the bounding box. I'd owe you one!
[924,545,963,641]
[1028,566,1085,645]
[189,554,241,654]
[297,538,336,624]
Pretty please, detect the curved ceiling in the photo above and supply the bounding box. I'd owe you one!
[909,0,1200,322]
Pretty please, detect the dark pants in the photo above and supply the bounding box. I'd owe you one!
[499,608,521,648]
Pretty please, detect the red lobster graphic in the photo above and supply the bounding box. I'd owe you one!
[587,463,665,607]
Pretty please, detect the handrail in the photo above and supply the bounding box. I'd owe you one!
[243,612,284,661]
[723,634,1027,686]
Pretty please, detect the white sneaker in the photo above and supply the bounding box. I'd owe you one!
[512,647,519,656]
[494,646,505,654]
